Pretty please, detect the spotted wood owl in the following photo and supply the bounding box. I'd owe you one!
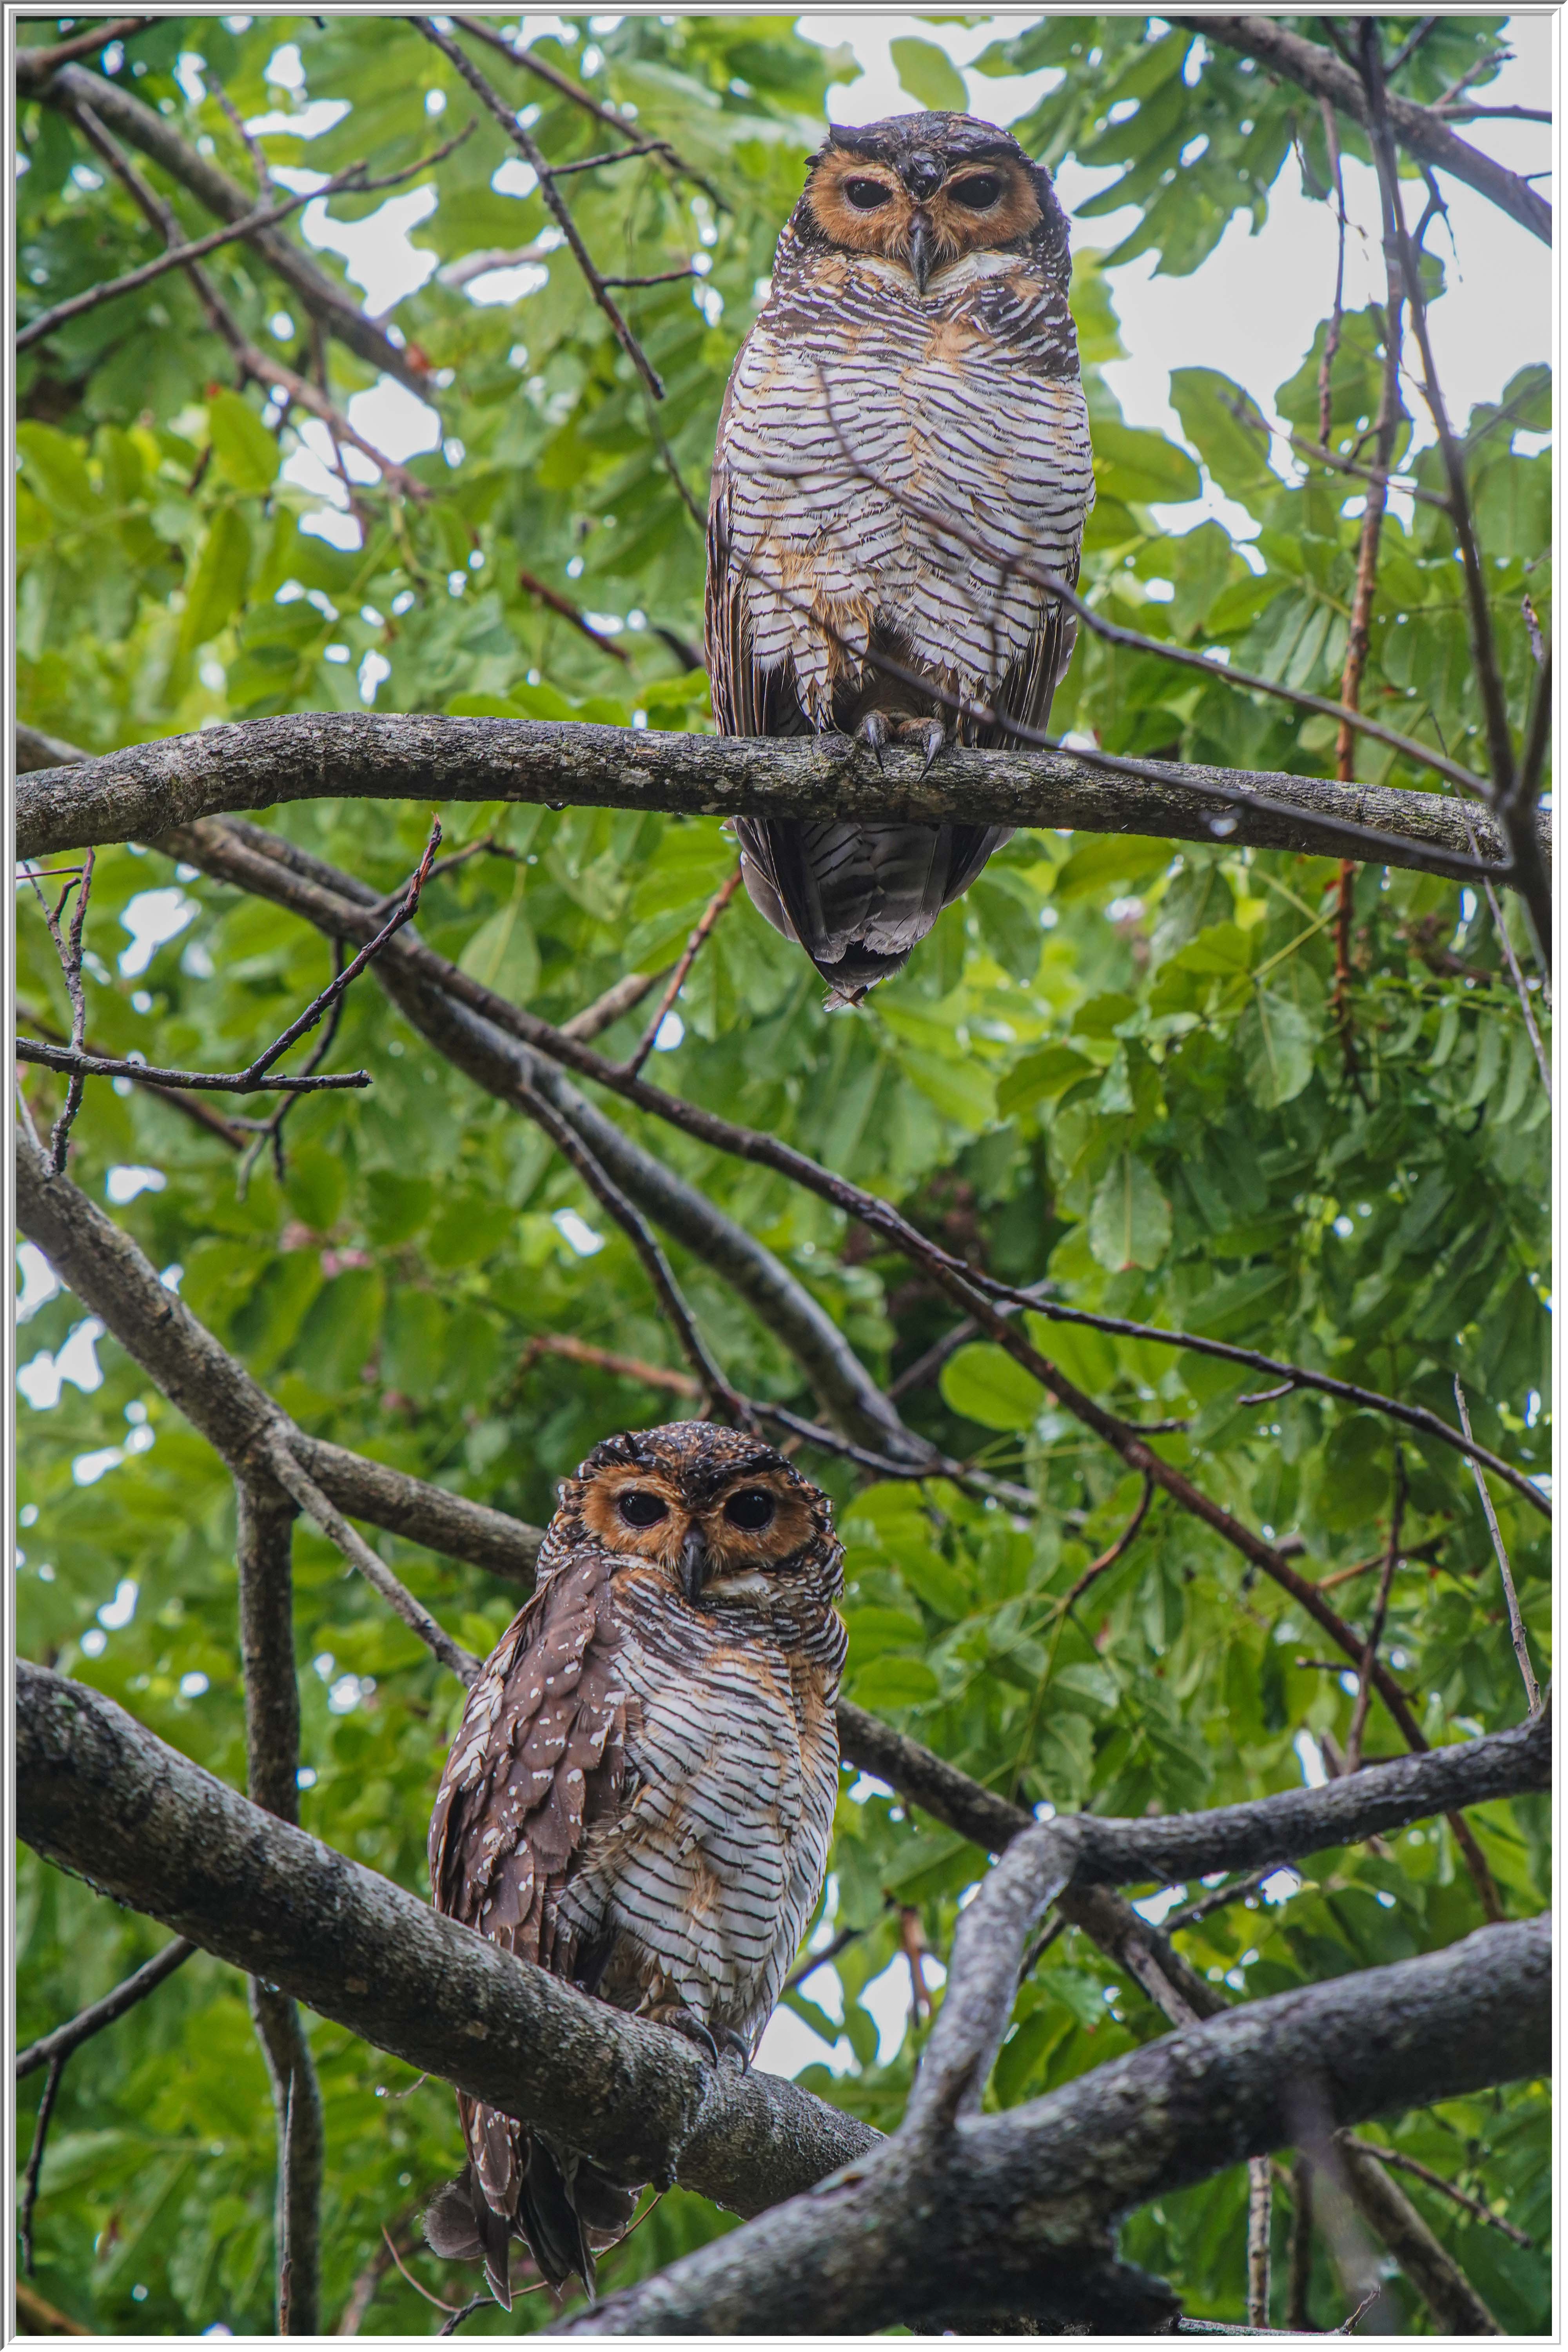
[706,111,1095,1002]
[424,1422,846,2303]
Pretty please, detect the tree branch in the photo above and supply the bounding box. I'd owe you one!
[236,1479,325,2335]
[16,1660,880,2223]
[16,713,1548,885]
[1182,18,1550,244]
[16,1935,196,2080]
[14,1127,546,1584]
[1339,2137,1531,2249]
[1335,2131,1501,2334]
[16,55,434,394]
[17,1662,1549,2337]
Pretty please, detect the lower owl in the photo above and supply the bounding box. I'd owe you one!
[424,1423,846,2302]
[707,111,1094,1002]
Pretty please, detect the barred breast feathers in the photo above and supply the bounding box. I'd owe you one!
[709,211,1093,745]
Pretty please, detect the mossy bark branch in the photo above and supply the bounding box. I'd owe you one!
[16,713,1544,886]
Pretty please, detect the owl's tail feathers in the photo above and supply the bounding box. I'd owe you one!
[423,2167,516,2310]
[518,2141,599,2299]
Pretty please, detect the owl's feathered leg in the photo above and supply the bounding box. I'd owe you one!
[422,2164,517,2310]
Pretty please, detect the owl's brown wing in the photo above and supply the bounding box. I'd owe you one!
[428,1553,625,2302]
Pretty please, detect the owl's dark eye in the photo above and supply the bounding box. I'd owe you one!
[723,1488,776,1532]
[948,173,1003,210]
[618,1490,669,1529]
[843,176,894,211]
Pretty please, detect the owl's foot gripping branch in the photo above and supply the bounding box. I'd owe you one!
[16,1661,1548,2335]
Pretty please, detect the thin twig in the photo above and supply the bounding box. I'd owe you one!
[416,17,664,399]
[1482,880,1551,1100]
[16,1038,370,1096]
[15,16,158,72]
[17,1937,196,2078]
[382,2224,465,2313]
[24,846,94,1171]
[513,1330,701,1397]
[1339,2138,1531,2248]
[601,265,699,288]
[1453,1380,1541,1714]
[449,13,723,204]
[1287,2155,1315,2332]
[1166,1867,1282,1936]
[20,2056,66,2276]
[517,566,633,664]
[1060,1475,1156,1616]
[237,940,348,1194]
[523,1081,755,1425]
[67,103,434,500]
[1344,1452,1405,1773]
[278,2073,295,2337]
[1317,98,1347,450]
[439,2293,496,2336]
[562,967,664,1042]
[784,1920,867,1994]
[624,863,742,1078]
[261,1439,482,1687]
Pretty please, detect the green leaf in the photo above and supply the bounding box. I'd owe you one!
[457,877,541,1006]
[998,1044,1096,1120]
[941,1343,1046,1432]
[1238,987,1321,1108]
[178,505,252,652]
[1087,1153,1171,1272]
[18,421,98,518]
[851,1654,940,1710]
[889,35,968,112]
[207,389,281,497]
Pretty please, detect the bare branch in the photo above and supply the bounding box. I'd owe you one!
[13,1129,546,1585]
[17,128,477,351]
[1454,1380,1542,1715]
[624,863,742,1078]
[562,967,663,1043]
[1060,1474,1156,1616]
[261,1438,482,1687]
[515,1332,701,1399]
[17,1936,195,2080]
[416,17,664,399]
[1287,2155,1316,2331]
[22,846,94,1171]
[1180,17,1550,243]
[517,566,633,664]
[15,1036,371,1096]
[17,55,434,394]
[1248,2159,1274,2329]
[15,17,159,73]
[66,102,434,501]
[448,14,724,206]
[20,2057,65,2278]
[237,1479,325,2334]
[1340,2138,1531,2249]
[17,1660,880,2225]
[1336,2131,1501,2334]
[1344,1453,1406,1773]
[16,713,1547,886]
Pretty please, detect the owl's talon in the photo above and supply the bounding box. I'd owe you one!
[717,2028,751,2072]
[856,712,890,769]
[916,719,948,780]
[664,2011,722,2067]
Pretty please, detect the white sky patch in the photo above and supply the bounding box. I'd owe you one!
[16,1241,61,1324]
[119,888,197,978]
[18,1318,107,1411]
[1133,1884,1188,1927]
[106,1165,167,1206]
[553,1208,606,1257]
[99,1577,140,1629]
[1294,1729,1330,1789]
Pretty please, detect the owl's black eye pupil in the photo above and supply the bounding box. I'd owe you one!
[950,174,1002,209]
[844,177,893,211]
[724,1488,775,1531]
[618,1490,668,1528]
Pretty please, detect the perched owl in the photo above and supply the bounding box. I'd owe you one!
[424,1423,846,2304]
[706,111,1095,1002]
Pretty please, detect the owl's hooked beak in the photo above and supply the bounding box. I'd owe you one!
[908,212,936,295]
[679,1524,711,1602]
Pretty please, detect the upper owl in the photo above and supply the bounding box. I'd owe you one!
[706,111,1095,1003]
[425,1423,845,2306]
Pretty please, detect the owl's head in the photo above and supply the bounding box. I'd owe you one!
[799,111,1067,293]
[561,1421,841,1608]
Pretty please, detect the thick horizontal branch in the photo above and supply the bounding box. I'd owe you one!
[16,714,1546,886]
[1184,17,1551,245]
[561,1906,1549,2333]
[16,1661,878,2219]
[16,58,431,396]
[14,1129,544,1583]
